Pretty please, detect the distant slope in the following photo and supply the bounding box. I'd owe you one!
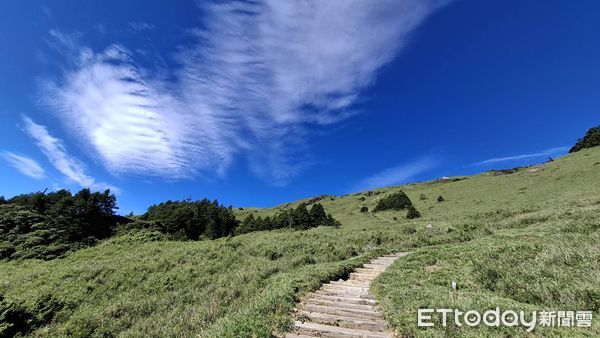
[0,148,598,337]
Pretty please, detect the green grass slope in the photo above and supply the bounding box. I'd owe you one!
[1,148,599,337]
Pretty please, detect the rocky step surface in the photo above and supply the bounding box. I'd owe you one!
[285,252,409,338]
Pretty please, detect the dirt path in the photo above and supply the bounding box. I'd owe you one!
[285,252,409,338]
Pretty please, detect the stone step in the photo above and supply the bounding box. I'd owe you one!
[285,252,409,337]
[373,259,396,264]
[308,294,378,306]
[391,253,409,258]
[351,275,380,279]
[359,264,387,270]
[363,264,389,269]
[369,259,396,265]
[366,264,390,269]
[355,268,383,274]
[294,321,391,338]
[322,284,370,293]
[316,289,375,300]
[297,311,388,331]
[366,264,391,269]
[302,298,378,311]
[330,280,370,287]
[330,282,371,289]
[348,273,377,281]
[300,304,383,320]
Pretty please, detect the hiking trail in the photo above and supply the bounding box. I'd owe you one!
[286,252,409,338]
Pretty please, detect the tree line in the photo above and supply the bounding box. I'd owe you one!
[0,189,117,260]
[139,199,238,240]
[236,202,340,235]
[0,190,342,261]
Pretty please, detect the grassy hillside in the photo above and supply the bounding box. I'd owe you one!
[1,147,599,337]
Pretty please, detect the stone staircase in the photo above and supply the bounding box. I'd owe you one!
[285,252,409,338]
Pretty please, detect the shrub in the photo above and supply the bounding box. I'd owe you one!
[570,126,600,153]
[373,191,422,219]
[0,294,32,337]
[305,195,329,205]
[406,206,421,219]
[492,168,522,176]
[0,242,15,259]
[113,220,160,235]
[0,293,65,337]
[373,191,414,212]
[403,226,417,234]
[419,194,428,200]
[437,195,445,202]
[360,206,369,213]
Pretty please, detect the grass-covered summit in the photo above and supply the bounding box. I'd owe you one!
[0,147,599,337]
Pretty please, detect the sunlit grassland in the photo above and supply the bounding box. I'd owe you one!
[373,199,600,337]
[0,147,598,337]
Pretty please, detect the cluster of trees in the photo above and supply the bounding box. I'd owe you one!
[140,199,238,240]
[373,191,421,219]
[237,203,340,235]
[1,190,341,260]
[0,189,118,260]
[570,126,600,153]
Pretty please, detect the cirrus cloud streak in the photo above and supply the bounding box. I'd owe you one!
[23,117,119,192]
[43,0,449,184]
[1,152,46,179]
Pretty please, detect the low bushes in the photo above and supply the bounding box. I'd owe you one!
[373,191,413,212]
[0,293,65,337]
[373,191,421,219]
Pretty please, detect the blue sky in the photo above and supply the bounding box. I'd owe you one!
[1,0,598,214]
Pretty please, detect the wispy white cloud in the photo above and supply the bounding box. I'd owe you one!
[43,45,202,179]
[22,117,119,192]
[47,29,81,53]
[180,0,449,183]
[129,22,154,32]
[351,157,438,192]
[43,0,449,184]
[472,146,568,166]
[1,152,46,179]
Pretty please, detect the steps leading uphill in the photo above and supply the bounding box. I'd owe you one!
[286,252,409,338]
